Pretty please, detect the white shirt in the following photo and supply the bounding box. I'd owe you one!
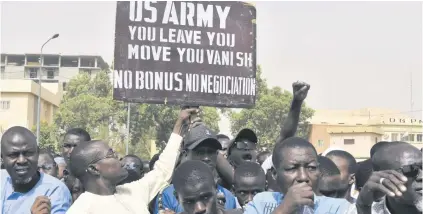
[66,133,183,214]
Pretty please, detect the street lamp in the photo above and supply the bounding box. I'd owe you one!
[36,33,59,144]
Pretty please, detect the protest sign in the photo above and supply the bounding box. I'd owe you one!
[113,1,256,107]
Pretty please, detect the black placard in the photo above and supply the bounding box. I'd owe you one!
[113,1,256,108]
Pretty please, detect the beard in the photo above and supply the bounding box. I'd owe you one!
[15,176,33,184]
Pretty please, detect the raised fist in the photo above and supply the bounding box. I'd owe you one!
[292,81,310,101]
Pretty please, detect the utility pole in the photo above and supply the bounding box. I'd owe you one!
[36,34,59,144]
[126,103,131,155]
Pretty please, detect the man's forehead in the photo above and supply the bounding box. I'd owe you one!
[38,154,54,163]
[237,176,265,187]
[2,133,36,150]
[181,182,214,196]
[398,150,422,166]
[280,147,317,163]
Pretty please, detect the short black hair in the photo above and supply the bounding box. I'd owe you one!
[272,137,317,168]
[69,140,103,179]
[372,141,419,171]
[217,134,230,140]
[370,141,391,157]
[258,151,271,160]
[326,150,357,174]
[318,156,340,176]
[39,148,55,160]
[64,128,91,141]
[355,159,373,190]
[235,162,265,181]
[173,160,215,193]
[121,154,143,164]
[149,153,160,170]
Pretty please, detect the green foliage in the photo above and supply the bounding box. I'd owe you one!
[53,70,221,159]
[229,66,314,150]
[31,121,59,152]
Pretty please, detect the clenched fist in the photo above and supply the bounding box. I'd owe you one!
[274,183,314,214]
[30,196,51,214]
[292,81,310,101]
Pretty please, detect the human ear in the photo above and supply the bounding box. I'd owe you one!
[86,164,100,176]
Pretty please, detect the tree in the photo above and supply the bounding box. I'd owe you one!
[55,71,221,159]
[31,121,59,152]
[229,66,314,150]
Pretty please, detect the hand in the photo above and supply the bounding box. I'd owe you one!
[189,117,204,130]
[274,183,314,214]
[30,196,51,214]
[173,108,200,135]
[292,81,310,101]
[358,170,407,205]
[162,208,176,214]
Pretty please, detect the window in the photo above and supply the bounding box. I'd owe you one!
[391,133,398,141]
[409,134,415,142]
[375,137,378,144]
[0,101,10,110]
[318,140,324,147]
[417,134,422,143]
[344,139,355,145]
[1,67,4,79]
[28,68,38,79]
[62,82,67,91]
[47,70,55,79]
[401,133,408,141]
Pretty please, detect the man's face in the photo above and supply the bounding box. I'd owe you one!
[327,155,352,196]
[1,134,39,184]
[275,147,319,194]
[177,181,218,214]
[234,176,266,206]
[57,163,67,180]
[62,134,89,164]
[218,137,231,156]
[385,148,422,209]
[38,154,58,177]
[119,156,144,184]
[65,176,84,202]
[229,139,257,167]
[187,144,218,170]
[91,142,128,185]
[318,175,342,198]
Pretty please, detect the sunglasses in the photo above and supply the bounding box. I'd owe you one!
[233,141,256,150]
[122,162,141,170]
[397,164,422,178]
[38,163,56,171]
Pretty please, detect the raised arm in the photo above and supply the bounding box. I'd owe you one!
[123,108,198,203]
[262,81,310,172]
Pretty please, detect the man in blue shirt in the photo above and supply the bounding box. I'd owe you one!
[1,126,72,214]
[153,124,237,214]
[244,137,356,214]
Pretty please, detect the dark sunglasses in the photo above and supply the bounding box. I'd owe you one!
[38,163,56,171]
[397,164,422,178]
[122,162,141,170]
[234,141,256,150]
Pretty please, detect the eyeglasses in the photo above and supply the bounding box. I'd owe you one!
[38,163,57,171]
[89,149,118,165]
[122,162,141,170]
[397,164,422,178]
[234,141,256,150]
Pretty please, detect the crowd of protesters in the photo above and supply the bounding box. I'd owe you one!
[1,81,421,214]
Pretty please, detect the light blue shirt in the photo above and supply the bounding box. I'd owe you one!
[1,170,72,214]
[243,192,356,214]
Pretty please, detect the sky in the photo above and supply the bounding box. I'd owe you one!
[1,1,422,135]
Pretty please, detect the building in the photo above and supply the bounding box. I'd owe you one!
[0,79,63,133]
[1,53,109,91]
[309,108,423,161]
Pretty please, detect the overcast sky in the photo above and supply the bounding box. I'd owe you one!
[1,1,422,126]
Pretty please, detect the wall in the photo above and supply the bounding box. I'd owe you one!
[329,132,381,158]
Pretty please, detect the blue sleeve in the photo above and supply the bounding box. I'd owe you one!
[49,185,72,214]
[225,192,237,209]
[243,200,260,214]
[162,188,184,212]
[153,196,159,214]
